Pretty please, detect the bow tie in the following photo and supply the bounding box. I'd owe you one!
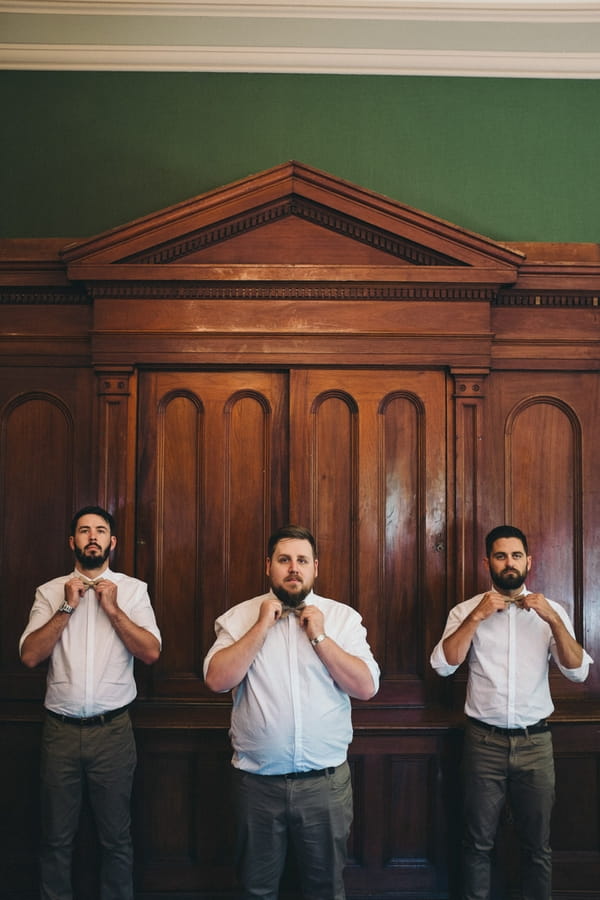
[80,577,102,589]
[504,592,526,607]
[279,602,306,619]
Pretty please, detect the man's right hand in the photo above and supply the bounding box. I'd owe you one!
[258,595,284,626]
[472,590,512,621]
[64,577,85,609]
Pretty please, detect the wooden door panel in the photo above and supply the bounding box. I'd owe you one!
[136,370,288,697]
[0,368,94,700]
[484,373,600,697]
[289,369,447,707]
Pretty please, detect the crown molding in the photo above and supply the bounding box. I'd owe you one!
[2,2,600,21]
[1,1,600,76]
[1,43,599,77]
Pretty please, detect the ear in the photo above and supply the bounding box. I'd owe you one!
[110,535,117,551]
[314,559,318,578]
[265,556,271,576]
[482,555,490,573]
[69,536,75,551]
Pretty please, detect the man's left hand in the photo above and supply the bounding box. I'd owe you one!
[520,591,557,624]
[94,579,119,614]
[298,605,325,642]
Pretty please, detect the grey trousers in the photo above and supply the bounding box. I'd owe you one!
[39,710,137,900]
[461,720,555,900]
[233,762,353,900]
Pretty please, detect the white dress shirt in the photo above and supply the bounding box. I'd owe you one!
[430,587,593,728]
[203,590,380,775]
[19,568,162,717]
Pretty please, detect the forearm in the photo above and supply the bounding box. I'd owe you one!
[105,608,161,665]
[550,618,584,669]
[442,616,479,667]
[205,621,269,693]
[20,614,69,668]
[314,637,376,700]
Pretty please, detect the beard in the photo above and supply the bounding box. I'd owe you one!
[491,567,527,592]
[272,583,311,609]
[74,544,111,571]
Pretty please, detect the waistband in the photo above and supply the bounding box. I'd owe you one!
[46,705,130,726]
[467,716,549,737]
[243,765,338,780]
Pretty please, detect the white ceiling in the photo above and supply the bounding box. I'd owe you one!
[1,1,600,78]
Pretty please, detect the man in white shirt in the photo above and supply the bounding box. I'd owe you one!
[204,524,380,900]
[430,525,592,900]
[20,506,162,900]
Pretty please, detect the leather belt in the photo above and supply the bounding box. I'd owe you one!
[46,705,129,726]
[261,766,336,779]
[283,767,336,779]
[468,716,549,736]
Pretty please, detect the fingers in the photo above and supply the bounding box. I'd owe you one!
[259,598,283,625]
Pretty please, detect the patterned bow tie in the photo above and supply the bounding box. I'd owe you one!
[504,592,526,607]
[279,602,306,619]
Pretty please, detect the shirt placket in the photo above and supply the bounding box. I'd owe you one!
[507,604,517,727]
[84,586,96,716]
[287,616,304,770]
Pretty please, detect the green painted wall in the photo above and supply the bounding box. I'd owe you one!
[1,71,599,243]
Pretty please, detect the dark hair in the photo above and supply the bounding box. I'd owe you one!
[267,524,317,559]
[70,506,116,536]
[485,525,528,557]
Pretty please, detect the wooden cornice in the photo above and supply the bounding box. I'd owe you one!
[1,167,599,308]
[60,162,525,282]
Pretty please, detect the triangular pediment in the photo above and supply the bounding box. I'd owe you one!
[62,161,523,287]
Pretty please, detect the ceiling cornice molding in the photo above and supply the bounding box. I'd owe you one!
[2,0,600,77]
[2,2,600,22]
[2,43,599,78]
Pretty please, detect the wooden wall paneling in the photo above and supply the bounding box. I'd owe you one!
[451,369,489,606]
[95,367,138,575]
[136,370,288,699]
[289,369,447,708]
[485,371,600,697]
[347,731,458,897]
[132,728,237,895]
[0,367,95,700]
[551,723,600,893]
[0,721,42,898]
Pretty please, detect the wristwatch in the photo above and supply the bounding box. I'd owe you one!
[310,633,327,647]
[58,602,75,615]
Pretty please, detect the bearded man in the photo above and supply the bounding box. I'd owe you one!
[20,505,161,900]
[204,524,379,900]
[431,524,592,900]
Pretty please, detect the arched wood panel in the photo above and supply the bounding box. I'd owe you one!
[136,370,288,698]
[484,373,600,697]
[0,369,95,700]
[290,368,447,707]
